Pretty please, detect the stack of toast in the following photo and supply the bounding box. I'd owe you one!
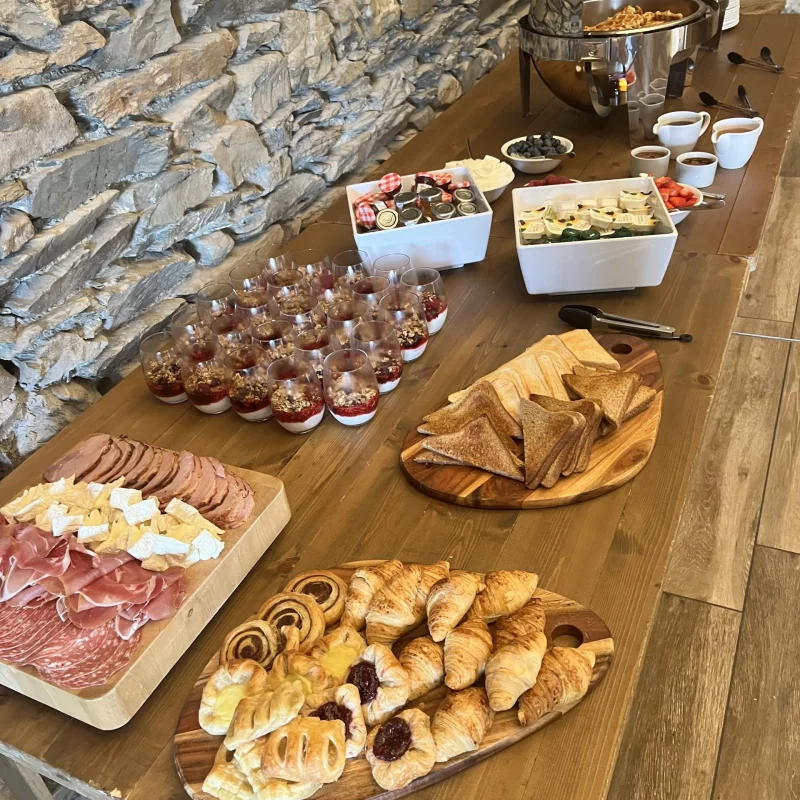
[413,329,657,490]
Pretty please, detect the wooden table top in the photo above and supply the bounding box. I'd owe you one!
[0,16,795,800]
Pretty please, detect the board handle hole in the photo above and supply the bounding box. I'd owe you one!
[610,343,633,355]
[550,624,584,648]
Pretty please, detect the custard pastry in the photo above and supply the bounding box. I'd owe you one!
[518,646,596,727]
[398,636,445,701]
[224,680,305,750]
[426,571,485,642]
[341,559,403,630]
[443,619,492,691]
[431,687,494,762]
[366,708,437,791]
[485,629,547,711]
[266,650,330,696]
[308,625,366,685]
[203,744,254,800]
[200,659,268,736]
[233,741,321,800]
[467,570,539,622]
[492,599,546,650]
[222,620,283,670]
[261,716,346,784]
[346,643,410,726]
[258,593,325,653]
[302,682,367,758]
[283,569,348,626]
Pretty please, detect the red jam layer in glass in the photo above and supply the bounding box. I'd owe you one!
[148,381,185,398]
[402,334,428,350]
[187,387,228,406]
[230,395,271,414]
[331,395,379,417]
[376,364,403,384]
[423,296,447,322]
[272,397,324,424]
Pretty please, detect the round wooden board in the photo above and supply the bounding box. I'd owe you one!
[400,333,663,509]
[174,561,614,800]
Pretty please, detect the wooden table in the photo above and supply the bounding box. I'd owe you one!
[0,15,796,800]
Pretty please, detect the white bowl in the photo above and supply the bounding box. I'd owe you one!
[501,136,574,175]
[668,183,703,225]
[481,178,514,203]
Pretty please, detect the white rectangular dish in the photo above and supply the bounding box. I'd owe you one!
[346,166,493,271]
[512,177,678,294]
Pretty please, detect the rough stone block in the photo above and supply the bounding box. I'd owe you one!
[408,104,435,130]
[189,0,287,30]
[158,75,234,151]
[257,102,293,151]
[232,21,280,62]
[228,172,324,233]
[0,181,27,209]
[90,0,179,71]
[71,30,236,127]
[0,210,34,259]
[0,87,78,180]
[228,52,290,124]
[0,190,118,297]
[290,125,343,169]
[185,230,234,266]
[269,10,334,89]
[399,0,434,21]
[361,0,401,39]
[88,7,133,31]
[0,364,15,399]
[13,123,170,220]
[0,0,60,43]
[15,331,108,389]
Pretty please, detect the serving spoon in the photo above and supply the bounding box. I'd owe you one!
[728,51,782,73]
[699,90,759,117]
[760,46,783,71]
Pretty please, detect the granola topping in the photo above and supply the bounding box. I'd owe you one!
[271,387,324,422]
[185,363,227,404]
[373,355,404,384]
[396,316,428,349]
[145,362,185,398]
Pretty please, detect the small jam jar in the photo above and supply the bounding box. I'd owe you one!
[140,332,187,404]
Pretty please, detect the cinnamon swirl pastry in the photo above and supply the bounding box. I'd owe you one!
[258,593,325,654]
[222,620,282,669]
[283,570,348,626]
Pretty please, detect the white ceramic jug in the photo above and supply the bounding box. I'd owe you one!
[653,111,711,158]
[711,118,764,170]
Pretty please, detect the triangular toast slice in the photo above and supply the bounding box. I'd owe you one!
[420,381,522,440]
[422,416,525,482]
[414,451,464,466]
[622,384,657,422]
[558,329,621,370]
[528,335,582,371]
[562,372,641,428]
[530,395,603,473]
[540,414,583,486]
[572,364,615,377]
[508,352,551,397]
[535,353,571,400]
[519,398,579,490]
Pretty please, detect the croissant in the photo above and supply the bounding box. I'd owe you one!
[485,630,547,711]
[444,619,492,691]
[258,593,326,654]
[347,643,410,726]
[366,561,449,645]
[283,569,348,626]
[200,659,268,736]
[398,636,445,701]
[492,599,546,650]
[366,708,437,791]
[341,559,403,630]
[203,744,254,800]
[302,682,367,758]
[224,680,306,750]
[308,625,366,685]
[427,571,485,642]
[467,570,539,622]
[431,687,495,762]
[267,651,330,696]
[518,646,596,727]
[261,716,346,784]
[222,620,282,670]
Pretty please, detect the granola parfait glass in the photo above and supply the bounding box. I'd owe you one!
[181,342,230,414]
[352,320,404,394]
[309,269,352,313]
[252,319,295,363]
[170,303,214,362]
[233,292,277,330]
[279,293,327,333]
[256,243,291,275]
[378,290,429,362]
[229,261,268,297]
[332,249,371,286]
[327,299,368,349]
[401,268,448,335]
[373,253,412,285]
[139,332,187,404]
[267,268,310,307]
[293,328,335,383]
[211,313,252,356]
[323,348,380,427]
[196,281,236,323]
[267,356,325,434]
[352,275,390,321]
[291,248,331,281]
[225,345,272,422]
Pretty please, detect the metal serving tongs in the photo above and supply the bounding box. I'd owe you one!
[558,305,693,342]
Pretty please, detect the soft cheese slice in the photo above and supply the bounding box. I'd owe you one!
[77,523,110,544]
[126,527,161,560]
[165,497,224,536]
[123,497,160,526]
[51,514,85,536]
[110,487,143,510]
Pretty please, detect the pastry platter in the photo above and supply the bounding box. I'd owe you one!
[401,333,663,509]
[174,561,614,800]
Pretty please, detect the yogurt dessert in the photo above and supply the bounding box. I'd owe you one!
[270,386,325,434]
[185,362,230,414]
[445,155,514,196]
[327,386,379,427]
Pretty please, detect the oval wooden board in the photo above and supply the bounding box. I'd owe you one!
[174,561,614,800]
[400,333,663,509]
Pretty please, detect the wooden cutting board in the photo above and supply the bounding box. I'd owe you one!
[0,464,291,730]
[174,561,614,800]
[400,333,663,509]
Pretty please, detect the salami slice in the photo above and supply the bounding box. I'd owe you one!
[27,621,91,669]
[0,604,52,658]
[1,604,63,665]
[30,623,109,671]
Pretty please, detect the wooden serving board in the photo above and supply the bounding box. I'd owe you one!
[174,561,614,800]
[401,334,663,509]
[0,464,291,730]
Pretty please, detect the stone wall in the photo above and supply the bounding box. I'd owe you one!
[0,0,525,474]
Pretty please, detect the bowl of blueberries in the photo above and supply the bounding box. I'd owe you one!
[501,133,573,175]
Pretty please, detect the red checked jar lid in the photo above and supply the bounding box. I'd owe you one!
[356,202,377,229]
[433,173,452,188]
[378,173,402,198]
[448,181,470,191]
[353,190,387,208]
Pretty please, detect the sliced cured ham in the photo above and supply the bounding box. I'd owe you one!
[153,451,197,504]
[43,433,112,482]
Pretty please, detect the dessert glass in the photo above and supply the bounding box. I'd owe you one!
[373,254,412,285]
[233,293,277,329]
[323,349,380,427]
[139,332,187,404]
[332,249,371,285]
[181,344,230,414]
[327,300,368,349]
[267,356,325,434]
[225,345,273,422]
[196,281,235,322]
[252,319,295,363]
[292,248,331,280]
[279,293,326,333]
[211,314,252,356]
[401,268,448,335]
[170,303,214,362]
[267,268,311,305]
[293,328,335,383]
[256,243,291,275]
[352,321,404,394]
[378,290,429,362]
[352,275,390,321]
[228,262,268,297]
[309,270,352,313]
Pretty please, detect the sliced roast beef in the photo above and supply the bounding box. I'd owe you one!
[83,439,124,484]
[198,472,229,516]
[124,443,156,487]
[153,451,197,504]
[185,456,218,510]
[97,437,133,484]
[43,434,113,482]
[140,448,178,496]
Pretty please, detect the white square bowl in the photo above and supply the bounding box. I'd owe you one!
[512,177,678,294]
[346,166,493,271]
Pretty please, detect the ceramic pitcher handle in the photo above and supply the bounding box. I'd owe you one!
[698,111,711,136]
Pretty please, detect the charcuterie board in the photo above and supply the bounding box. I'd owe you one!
[400,334,663,509]
[0,463,290,730]
[173,561,614,800]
